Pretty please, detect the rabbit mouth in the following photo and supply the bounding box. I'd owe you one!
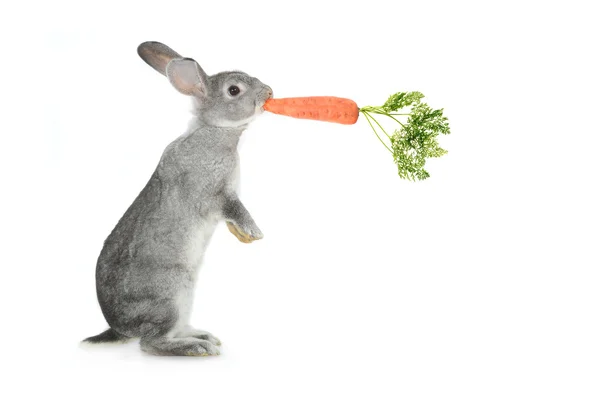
[257,88,273,112]
[256,98,269,113]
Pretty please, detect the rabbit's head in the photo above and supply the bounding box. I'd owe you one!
[138,41,272,128]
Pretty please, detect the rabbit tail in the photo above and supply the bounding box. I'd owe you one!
[82,328,130,344]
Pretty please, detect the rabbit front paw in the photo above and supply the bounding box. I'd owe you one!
[226,221,263,243]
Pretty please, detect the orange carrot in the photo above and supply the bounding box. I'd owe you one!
[263,96,359,125]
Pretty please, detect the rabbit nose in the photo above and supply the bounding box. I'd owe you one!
[265,87,273,98]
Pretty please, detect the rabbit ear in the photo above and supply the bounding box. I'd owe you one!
[137,41,183,76]
[166,58,208,97]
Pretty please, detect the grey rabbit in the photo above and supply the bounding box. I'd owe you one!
[83,42,272,356]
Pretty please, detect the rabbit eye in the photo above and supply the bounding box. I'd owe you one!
[228,85,241,96]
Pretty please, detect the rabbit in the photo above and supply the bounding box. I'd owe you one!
[82,41,272,356]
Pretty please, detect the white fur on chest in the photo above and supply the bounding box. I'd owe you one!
[231,156,240,190]
[185,217,218,268]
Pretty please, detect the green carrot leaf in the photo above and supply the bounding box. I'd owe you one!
[382,91,424,112]
[360,92,450,181]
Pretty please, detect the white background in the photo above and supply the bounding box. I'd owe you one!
[1,0,599,399]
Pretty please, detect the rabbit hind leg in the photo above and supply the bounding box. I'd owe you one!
[129,299,219,356]
[140,336,220,356]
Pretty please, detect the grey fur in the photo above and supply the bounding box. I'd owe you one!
[83,42,272,356]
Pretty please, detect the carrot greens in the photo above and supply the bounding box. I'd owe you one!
[360,92,450,181]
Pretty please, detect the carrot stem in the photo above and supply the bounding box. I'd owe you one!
[367,111,392,139]
[367,109,408,126]
[361,110,393,154]
[381,113,406,127]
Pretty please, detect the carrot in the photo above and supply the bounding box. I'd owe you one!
[263,96,359,125]
[263,91,450,181]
